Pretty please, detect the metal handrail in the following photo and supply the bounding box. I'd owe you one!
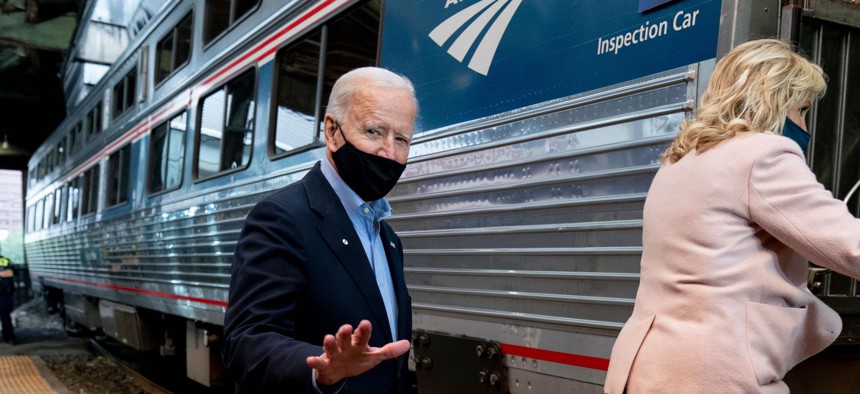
[844,178,860,204]
[806,178,860,295]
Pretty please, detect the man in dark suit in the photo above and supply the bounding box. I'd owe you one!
[223,67,417,393]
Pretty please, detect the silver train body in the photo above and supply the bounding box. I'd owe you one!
[23,0,860,391]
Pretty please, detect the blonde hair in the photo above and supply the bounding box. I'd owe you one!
[663,39,827,163]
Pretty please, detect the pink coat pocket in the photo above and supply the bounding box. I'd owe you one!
[745,302,807,386]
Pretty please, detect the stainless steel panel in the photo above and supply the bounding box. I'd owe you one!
[387,66,703,390]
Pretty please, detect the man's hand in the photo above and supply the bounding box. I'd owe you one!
[306,320,410,386]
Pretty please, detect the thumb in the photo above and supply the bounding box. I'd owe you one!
[378,340,411,359]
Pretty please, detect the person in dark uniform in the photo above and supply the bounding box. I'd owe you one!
[0,250,15,345]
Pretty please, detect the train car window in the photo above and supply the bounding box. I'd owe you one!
[67,180,80,222]
[148,111,187,194]
[43,193,53,229]
[107,144,132,207]
[203,0,260,45]
[112,79,125,118]
[34,198,43,231]
[126,71,137,111]
[69,124,77,156]
[81,166,99,216]
[25,204,33,233]
[28,203,34,232]
[88,103,102,140]
[196,68,255,180]
[75,121,86,154]
[56,138,66,167]
[271,30,322,155]
[45,150,54,174]
[321,0,380,112]
[112,67,138,119]
[82,113,91,145]
[52,188,63,225]
[156,12,193,86]
[269,0,380,159]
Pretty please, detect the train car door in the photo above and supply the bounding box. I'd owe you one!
[784,1,860,392]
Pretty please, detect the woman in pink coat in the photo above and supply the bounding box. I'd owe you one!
[604,39,860,393]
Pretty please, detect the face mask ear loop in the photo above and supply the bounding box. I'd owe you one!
[332,119,349,145]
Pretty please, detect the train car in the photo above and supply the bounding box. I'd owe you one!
[22,0,860,391]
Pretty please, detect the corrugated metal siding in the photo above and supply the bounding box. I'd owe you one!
[390,67,694,334]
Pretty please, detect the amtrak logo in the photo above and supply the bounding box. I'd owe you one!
[429,0,523,76]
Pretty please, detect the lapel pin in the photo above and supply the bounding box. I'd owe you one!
[390,242,396,249]
[342,239,349,245]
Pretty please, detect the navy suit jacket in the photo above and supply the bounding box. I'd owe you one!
[223,162,413,393]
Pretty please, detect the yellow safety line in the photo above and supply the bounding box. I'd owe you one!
[0,355,58,394]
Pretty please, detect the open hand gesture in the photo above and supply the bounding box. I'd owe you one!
[306,320,411,385]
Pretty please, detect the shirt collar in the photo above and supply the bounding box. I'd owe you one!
[320,158,392,221]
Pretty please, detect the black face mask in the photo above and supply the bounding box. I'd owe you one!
[332,121,406,201]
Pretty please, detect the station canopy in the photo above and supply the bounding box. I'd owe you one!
[0,0,163,171]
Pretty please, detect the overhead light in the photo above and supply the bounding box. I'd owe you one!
[1,135,7,150]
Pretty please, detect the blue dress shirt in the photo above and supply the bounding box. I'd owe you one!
[320,158,399,340]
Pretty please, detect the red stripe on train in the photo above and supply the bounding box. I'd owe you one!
[56,0,342,186]
[36,275,228,307]
[34,274,609,370]
[204,0,338,86]
[500,343,609,371]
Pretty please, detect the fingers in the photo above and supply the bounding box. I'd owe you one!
[352,320,372,347]
[374,339,411,359]
[306,355,324,370]
[309,323,410,383]
[335,324,352,351]
[322,334,339,358]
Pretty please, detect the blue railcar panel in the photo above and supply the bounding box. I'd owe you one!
[381,0,719,131]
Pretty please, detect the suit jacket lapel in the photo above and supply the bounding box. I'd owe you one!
[380,225,410,340]
[381,223,411,377]
[304,162,394,343]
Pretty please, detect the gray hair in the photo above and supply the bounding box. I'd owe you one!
[326,67,418,123]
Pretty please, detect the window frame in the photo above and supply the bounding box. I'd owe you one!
[80,165,100,217]
[26,203,35,233]
[155,11,194,87]
[43,193,53,230]
[56,137,66,169]
[267,0,381,161]
[147,109,188,196]
[202,0,261,48]
[193,66,257,183]
[267,29,326,160]
[51,187,64,226]
[112,67,138,120]
[34,198,44,231]
[66,179,80,222]
[87,102,103,141]
[106,144,133,208]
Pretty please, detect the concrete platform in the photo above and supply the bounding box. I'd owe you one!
[0,298,89,394]
[0,355,71,394]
